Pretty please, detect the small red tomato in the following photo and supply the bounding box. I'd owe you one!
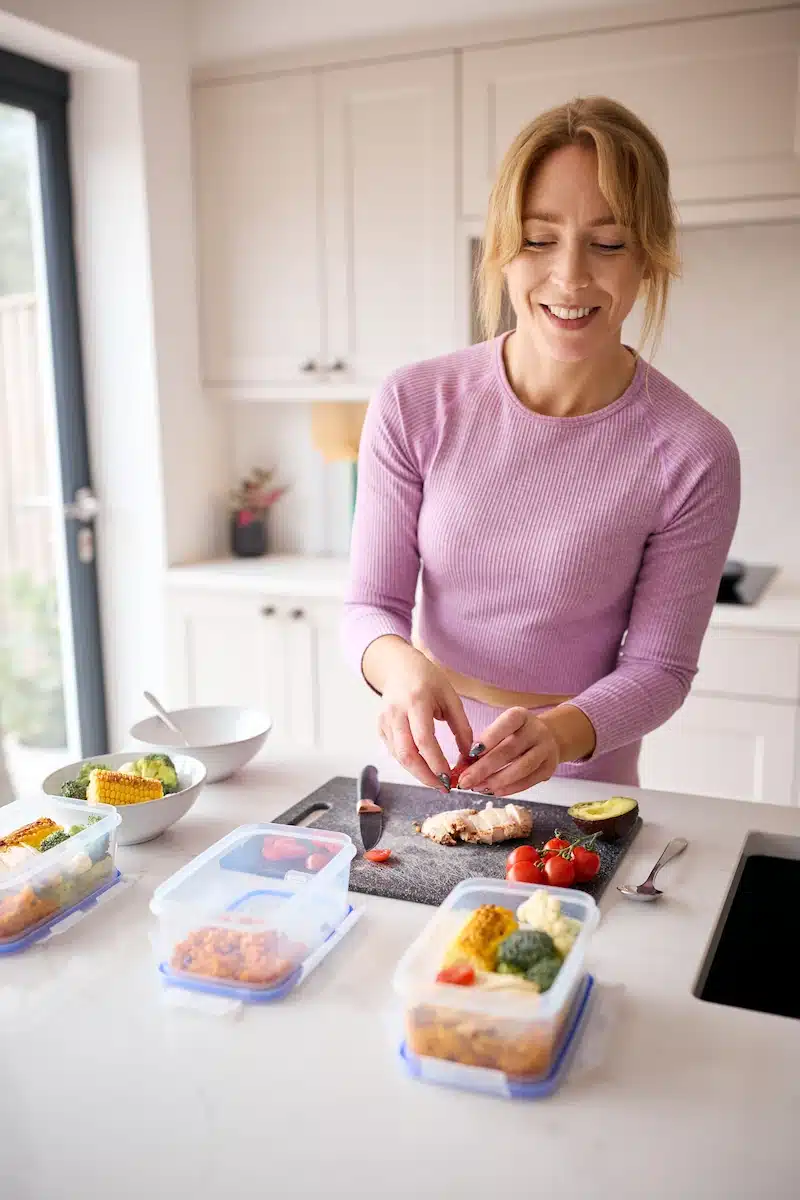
[544,855,576,887]
[506,861,547,885]
[449,762,468,788]
[541,837,570,862]
[305,852,330,872]
[262,836,301,861]
[572,845,601,882]
[506,845,537,867]
[436,964,475,986]
[364,847,392,863]
[313,841,341,856]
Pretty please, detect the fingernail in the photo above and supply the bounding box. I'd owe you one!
[438,773,451,791]
[481,788,493,796]
[469,743,486,759]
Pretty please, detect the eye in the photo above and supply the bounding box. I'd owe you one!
[523,239,555,249]
[593,242,626,252]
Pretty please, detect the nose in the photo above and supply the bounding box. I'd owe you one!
[550,240,591,292]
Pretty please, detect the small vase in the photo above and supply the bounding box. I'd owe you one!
[230,509,267,557]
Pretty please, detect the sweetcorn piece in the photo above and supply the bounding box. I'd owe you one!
[0,818,62,852]
[86,769,163,806]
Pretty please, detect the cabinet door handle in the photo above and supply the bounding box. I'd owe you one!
[327,359,346,372]
[260,605,276,617]
[289,607,306,620]
[300,359,318,373]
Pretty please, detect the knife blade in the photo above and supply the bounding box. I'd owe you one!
[357,764,382,851]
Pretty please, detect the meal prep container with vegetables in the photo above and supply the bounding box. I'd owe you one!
[0,797,121,952]
[392,878,599,1081]
[150,823,356,1001]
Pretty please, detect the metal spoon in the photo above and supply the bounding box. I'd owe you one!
[143,691,189,745]
[617,837,688,900]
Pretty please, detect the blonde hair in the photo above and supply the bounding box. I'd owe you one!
[477,96,680,355]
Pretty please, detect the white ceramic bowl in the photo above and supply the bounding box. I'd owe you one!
[41,751,207,846]
[128,705,272,783]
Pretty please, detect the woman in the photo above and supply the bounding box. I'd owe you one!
[342,96,740,799]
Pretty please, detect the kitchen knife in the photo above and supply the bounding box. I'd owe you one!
[357,764,382,851]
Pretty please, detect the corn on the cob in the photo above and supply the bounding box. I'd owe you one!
[86,769,163,806]
[0,818,62,852]
[442,904,518,972]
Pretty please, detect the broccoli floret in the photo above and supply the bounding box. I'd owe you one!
[61,779,87,800]
[76,761,109,784]
[40,830,71,852]
[496,929,557,975]
[133,753,179,794]
[525,955,562,992]
[86,814,103,825]
[67,824,85,837]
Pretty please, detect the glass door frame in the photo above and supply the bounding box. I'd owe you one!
[0,45,108,755]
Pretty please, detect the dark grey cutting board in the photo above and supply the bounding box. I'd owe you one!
[272,776,642,907]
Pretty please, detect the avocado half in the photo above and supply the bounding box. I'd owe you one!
[567,796,639,841]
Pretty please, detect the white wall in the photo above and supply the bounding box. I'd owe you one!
[0,0,230,747]
[653,221,800,572]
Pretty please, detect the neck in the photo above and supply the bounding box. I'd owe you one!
[503,331,637,417]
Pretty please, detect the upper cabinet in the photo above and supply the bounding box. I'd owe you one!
[194,54,457,399]
[461,8,800,227]
[322,56,456,387]
[194,74,320,390]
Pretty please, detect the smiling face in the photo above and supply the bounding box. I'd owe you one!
[504,143,646,363]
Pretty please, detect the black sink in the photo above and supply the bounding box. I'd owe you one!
[694,832,800,1021]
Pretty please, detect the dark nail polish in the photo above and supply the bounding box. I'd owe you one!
[438,773,451,791]
[469,743,486,759]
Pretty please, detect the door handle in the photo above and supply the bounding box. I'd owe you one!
[64,486,99,523]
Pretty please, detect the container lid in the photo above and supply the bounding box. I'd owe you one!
[392,877,599,1021]
[150,822,355,916]
[0,796,119,891]
[399,973,594,1099]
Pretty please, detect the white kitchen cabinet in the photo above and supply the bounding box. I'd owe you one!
[639,694,798,807]
[167,589,381,756]
[461,8,800,226]
[310,600,382,754]
[322,56,456,384]
[194,53,457,397]
[194,74,321,388]
[167,590,314,752]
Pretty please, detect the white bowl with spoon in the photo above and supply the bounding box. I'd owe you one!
[129,702,272,783]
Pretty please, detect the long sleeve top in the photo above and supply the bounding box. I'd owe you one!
[342,334,740,760]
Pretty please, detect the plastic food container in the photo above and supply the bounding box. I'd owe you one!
[392,878,599,1081]
[0,796,121,953]
[150,823,356,1001]
[399,974,595,1099]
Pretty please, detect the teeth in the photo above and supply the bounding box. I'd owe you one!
[547,305,593,320]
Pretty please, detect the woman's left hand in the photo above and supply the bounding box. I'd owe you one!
[455,706,562,797]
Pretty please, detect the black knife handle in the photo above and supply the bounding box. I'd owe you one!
[357,764,380,809]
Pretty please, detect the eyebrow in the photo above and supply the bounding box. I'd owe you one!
[523,211,620,227]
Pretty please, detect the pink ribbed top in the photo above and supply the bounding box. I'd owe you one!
[343,334,740,764]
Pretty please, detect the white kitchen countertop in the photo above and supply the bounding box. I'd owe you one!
[2,752,799,1200]
[166,556,800,632]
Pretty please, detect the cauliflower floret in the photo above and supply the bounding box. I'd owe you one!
[516,890,582,958]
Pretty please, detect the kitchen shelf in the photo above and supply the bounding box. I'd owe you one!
[205,382,373,403]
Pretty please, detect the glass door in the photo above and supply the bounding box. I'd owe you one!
[0,46,107,800]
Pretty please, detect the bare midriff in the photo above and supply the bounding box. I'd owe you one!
[415,642,575,711]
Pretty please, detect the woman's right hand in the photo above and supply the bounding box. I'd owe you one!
[362,636,473,794]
